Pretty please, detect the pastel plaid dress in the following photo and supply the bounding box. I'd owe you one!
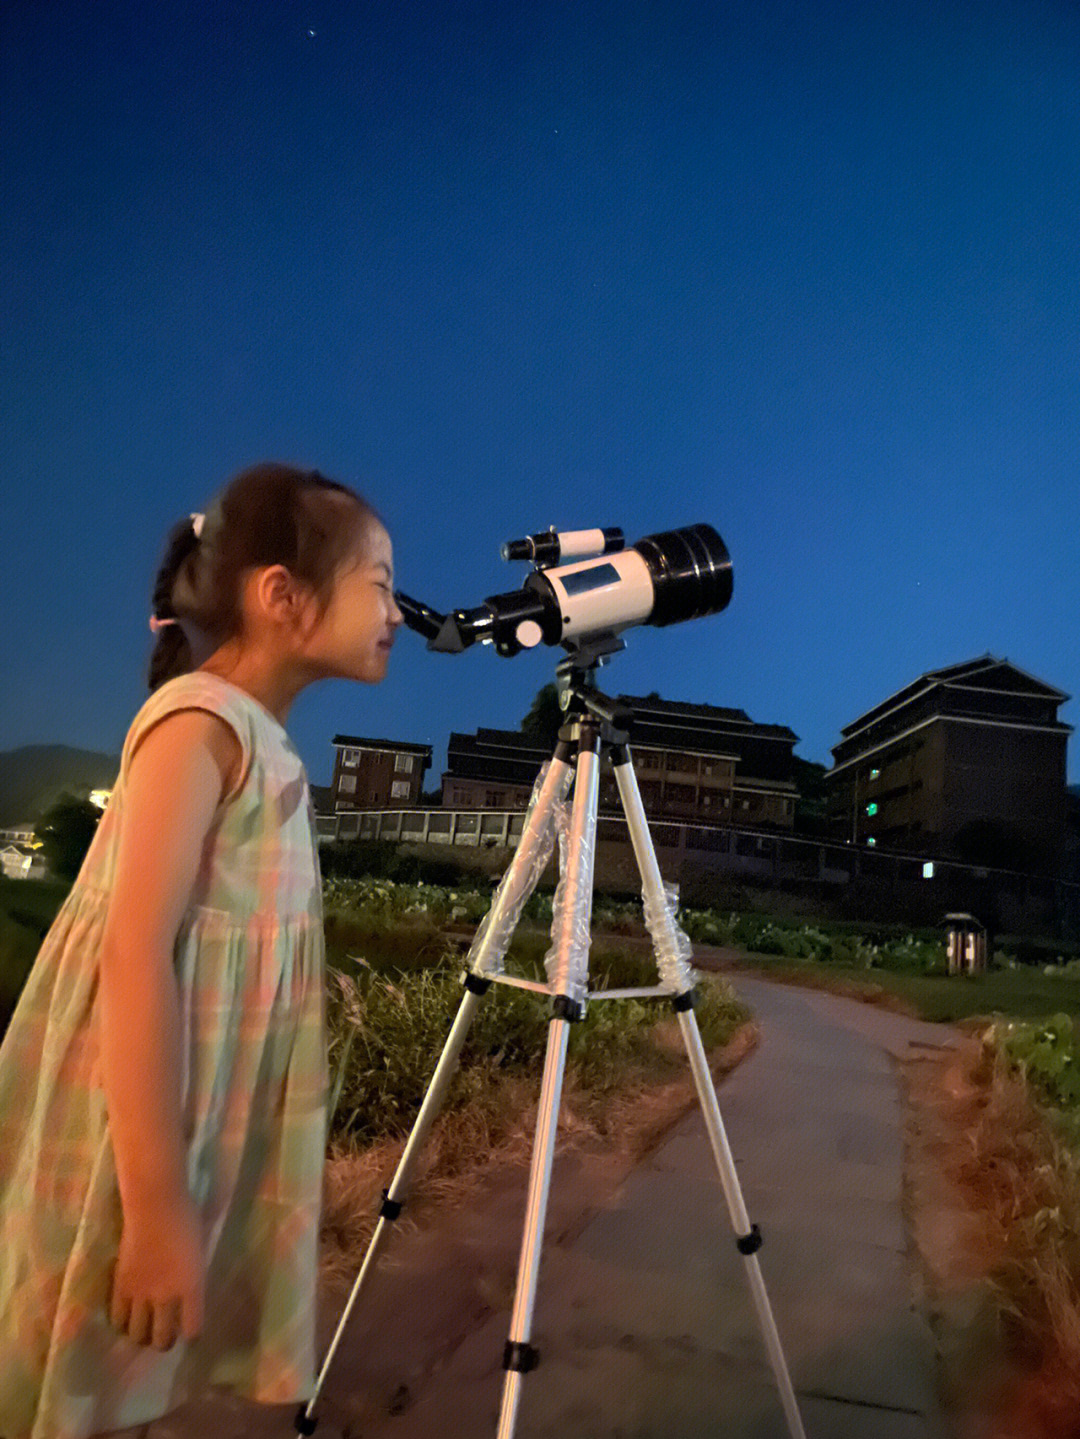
[0,672,330,1439]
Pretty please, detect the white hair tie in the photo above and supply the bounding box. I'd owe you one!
[191,512,205,538]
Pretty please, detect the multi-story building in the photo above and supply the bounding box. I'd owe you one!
[442,696,799,829]
[330,735,432,811]
[612,695,798,828]
[442,731,550,809]
[827,656,1072,871]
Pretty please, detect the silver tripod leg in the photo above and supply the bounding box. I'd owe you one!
[612,755,808,1439]
[496,730,601,1439]
[295,754,574,1436]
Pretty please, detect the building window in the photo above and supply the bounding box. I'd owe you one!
[339,774,357,794]
[740,798,750,811]
[667,753,698,774]
[391,780,410,799]
[341,747,361,767]
[395,753,414,773]
[485,790,505,807]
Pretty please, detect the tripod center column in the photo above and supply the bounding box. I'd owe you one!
[544,720,601,1005]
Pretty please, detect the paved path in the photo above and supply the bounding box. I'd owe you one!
[151,973,960,1439]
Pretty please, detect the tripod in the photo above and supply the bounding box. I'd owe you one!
[296,640,807,1439]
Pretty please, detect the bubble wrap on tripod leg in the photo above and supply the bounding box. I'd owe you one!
[542,795,591,1007]
[641,881,697,993]
[467,760,572,978]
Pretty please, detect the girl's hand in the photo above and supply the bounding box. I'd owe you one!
[108,1192,205,1350]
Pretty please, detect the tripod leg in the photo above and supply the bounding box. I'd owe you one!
[298,977,492,1432]
[297,747,576,1433]
[611,751,807,1439]
[497,725,602,1439]
[496,1014,571,1439]
[676,1002,807,1439]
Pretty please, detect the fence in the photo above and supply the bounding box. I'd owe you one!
[317,805,1080,936]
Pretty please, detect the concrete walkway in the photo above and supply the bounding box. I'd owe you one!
[151,973,960,1439]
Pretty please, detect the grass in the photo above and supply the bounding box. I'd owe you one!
[723,951,1080,1026]
[928,1036,1080,1435]
[318,934,751,1285]
[323,936,746,1146]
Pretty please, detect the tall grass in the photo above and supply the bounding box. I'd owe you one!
[323,942,745,1146]
[319,939,750,1285]
[947,1035,1080,1434]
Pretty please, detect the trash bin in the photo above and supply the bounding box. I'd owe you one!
[944,912,987,975]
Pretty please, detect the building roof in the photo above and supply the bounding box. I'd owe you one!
[332,734,433,758]
[838,656,1070,740]
[619,694,799,743]
[444,730,549,785]
[444,701,799,784]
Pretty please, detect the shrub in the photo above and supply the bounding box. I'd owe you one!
[991,1013,1080,1137]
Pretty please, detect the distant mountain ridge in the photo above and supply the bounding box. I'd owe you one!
[0,746,121,827]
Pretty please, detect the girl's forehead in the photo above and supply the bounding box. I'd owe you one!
[364,522,393,567]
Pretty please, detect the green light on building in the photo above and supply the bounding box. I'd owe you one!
[866,802,878,816]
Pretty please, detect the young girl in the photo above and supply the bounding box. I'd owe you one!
[0,463,402,1439]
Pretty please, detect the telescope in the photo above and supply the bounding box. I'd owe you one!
[395,523,733,658]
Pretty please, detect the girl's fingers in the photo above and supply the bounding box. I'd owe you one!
[109,1284,131,1332]
[129,1299,153,1347]
[152,1298,181,1351]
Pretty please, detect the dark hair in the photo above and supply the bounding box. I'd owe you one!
[148,463,381,691]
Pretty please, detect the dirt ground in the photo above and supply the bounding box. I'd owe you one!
[312,1022,761,1437]
[318,1025,1080,1439]
[901,1040,1080,1439]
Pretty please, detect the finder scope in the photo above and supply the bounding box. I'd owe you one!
[395,522,732,659]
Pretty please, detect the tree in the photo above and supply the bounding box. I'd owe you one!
[35,793,102,881]
[520,683,564,749]
[790,756,830,836]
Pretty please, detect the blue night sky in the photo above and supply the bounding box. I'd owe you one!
[3,0,1079,787]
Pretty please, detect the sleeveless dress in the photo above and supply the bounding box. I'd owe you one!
[0,673,330,1439]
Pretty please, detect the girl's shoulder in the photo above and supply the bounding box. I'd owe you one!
[119,673,269,794]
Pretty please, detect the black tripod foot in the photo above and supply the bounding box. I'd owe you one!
[294,1401,318,1435]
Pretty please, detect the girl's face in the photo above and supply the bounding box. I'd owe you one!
[305,520,403,683]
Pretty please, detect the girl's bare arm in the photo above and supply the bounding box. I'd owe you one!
[99,710,242,1217]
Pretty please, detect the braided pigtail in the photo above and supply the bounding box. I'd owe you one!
[147,517,202,691]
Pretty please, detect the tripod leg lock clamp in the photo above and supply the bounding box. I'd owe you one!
[380,1189,404,1221]
[503,1340,541,1373]
[552,994,584,1022]
[672,988,697,1012]
[463,972,493,995]
[736,1223,762,1255]
[294,1403,318,1435]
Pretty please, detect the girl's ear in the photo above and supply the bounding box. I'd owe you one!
[253,564,315,628]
